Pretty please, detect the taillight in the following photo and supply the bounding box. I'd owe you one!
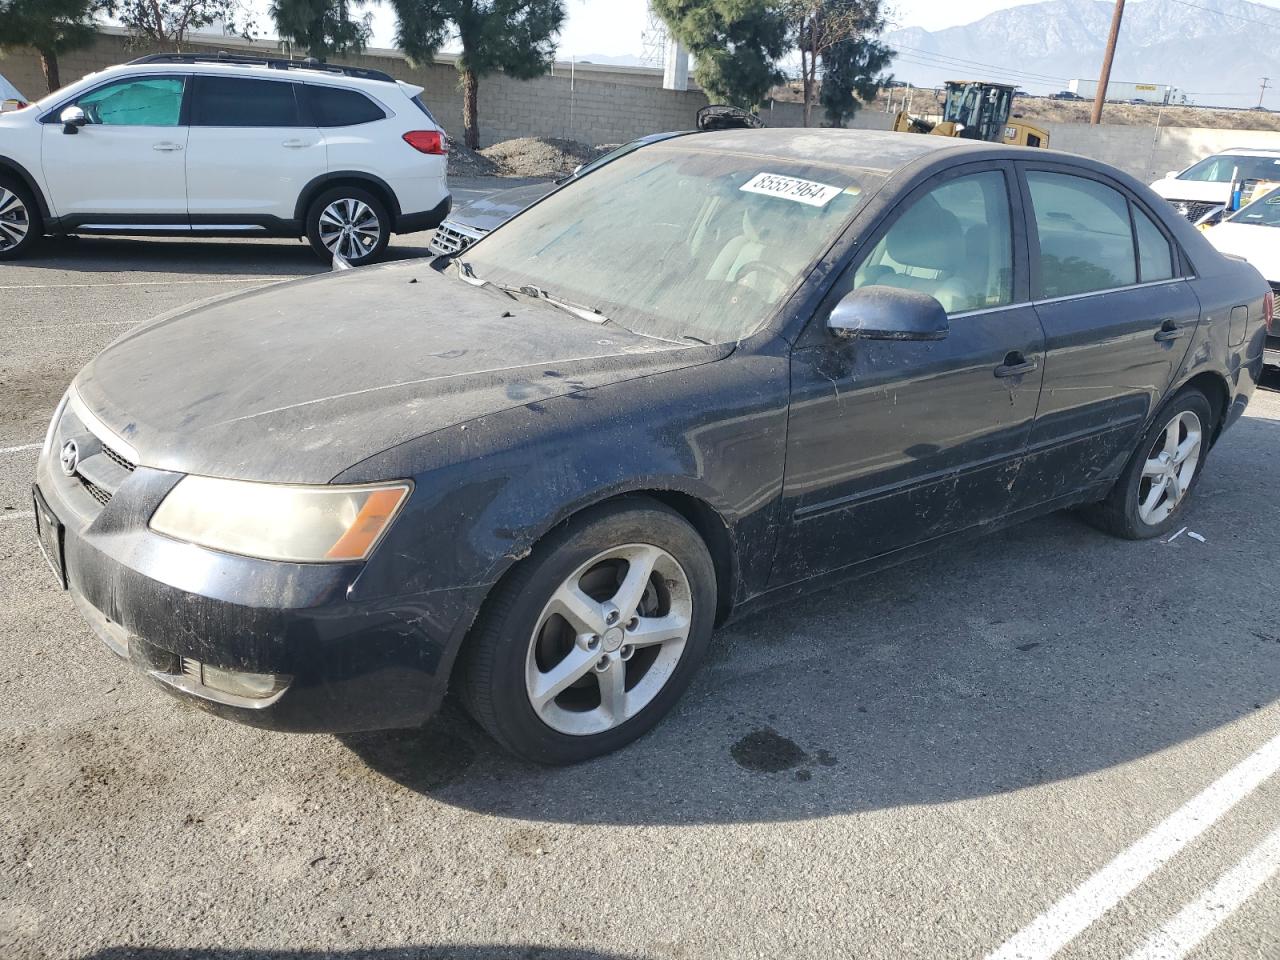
[1265,290,1276,334]
[402,131,446,155]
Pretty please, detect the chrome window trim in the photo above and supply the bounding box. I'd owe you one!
[1031,276,1191,308]
[67,387,141,465]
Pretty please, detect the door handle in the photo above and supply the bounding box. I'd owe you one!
[1154,318,1187,342]
[152,141,183,152]
[281,139,309,149]
[995,352,1038,378]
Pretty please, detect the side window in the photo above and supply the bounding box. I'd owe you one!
[1027,172,1136,298]
[191,77,302,127]
[304,86,386,127]
[73,77,184,126]
[851,170,1013,314]
[1133,205,1175,282]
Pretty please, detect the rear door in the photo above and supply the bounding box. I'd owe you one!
[39,74,189,220]
[184,75,327,225]
[1013,164,1200,505]
[771,162,1046,586]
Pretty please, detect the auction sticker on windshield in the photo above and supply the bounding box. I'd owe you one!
[740,172,843,207]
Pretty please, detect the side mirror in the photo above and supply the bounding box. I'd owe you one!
[827,285,950,342]
[572,163,584,177]
[60,105,87,134]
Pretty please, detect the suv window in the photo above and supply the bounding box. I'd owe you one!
[73,77,184,126]
[1027,172,1137,297]
[1178,154,1280,183]
[192,76,303,127]
[304,85,386,126]
[851,170,1014,314]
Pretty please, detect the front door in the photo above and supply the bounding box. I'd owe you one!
[772,164,1046,587]
[184,75,327,224]
[40,74,189,220]
[1014,165,1201,505]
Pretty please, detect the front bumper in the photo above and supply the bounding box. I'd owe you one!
[1266,333,1280,368]
[34,448,485,734]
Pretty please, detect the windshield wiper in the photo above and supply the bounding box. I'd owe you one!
[454,261,610,324]
[513,284,611,325]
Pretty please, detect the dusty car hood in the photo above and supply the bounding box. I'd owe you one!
[451,181,558,233]
[74,260,719,483]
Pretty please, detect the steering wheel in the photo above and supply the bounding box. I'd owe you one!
[733,260,792,291]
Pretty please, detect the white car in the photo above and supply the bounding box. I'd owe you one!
[0,53,450,264]
[1205,188,1280,367]
[1150,148,1280,226]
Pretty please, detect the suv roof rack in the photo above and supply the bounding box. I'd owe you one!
[127,53,396,84]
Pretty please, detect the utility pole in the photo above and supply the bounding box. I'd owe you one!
[1091,0,1126,125]
[1259,77,1271,108]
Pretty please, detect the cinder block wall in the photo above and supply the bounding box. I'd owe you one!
[0,29,893,145]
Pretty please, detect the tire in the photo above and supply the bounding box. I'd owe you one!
[0,177,42,261]
[1086,388,1214,540]
[304,186,391,266]
[459,498,717,764]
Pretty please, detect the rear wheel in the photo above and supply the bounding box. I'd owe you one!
[0,178,41,261]
[460,499,717,764]
[1087,388,1213,539]
[304,186,390,266]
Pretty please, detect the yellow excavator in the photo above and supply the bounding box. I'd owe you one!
[894,80,1050,148]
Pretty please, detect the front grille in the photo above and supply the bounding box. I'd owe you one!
[428,222,478,257]
[1172,200,1220,223]
[102,443,136,473]
[80,479,112,506]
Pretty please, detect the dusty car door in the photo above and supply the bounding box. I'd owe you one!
[771,163,1046,587]
[1012,164,1201,505]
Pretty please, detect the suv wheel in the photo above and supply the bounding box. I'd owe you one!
[305,186,391,266]
[0,178,41,261]
[460,499,718,764]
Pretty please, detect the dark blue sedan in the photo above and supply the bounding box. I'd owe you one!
[34,130,1268,763]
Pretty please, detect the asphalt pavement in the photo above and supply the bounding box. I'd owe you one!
[1,187,1278,960]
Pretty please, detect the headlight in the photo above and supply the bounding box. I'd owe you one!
[150,476,411,563]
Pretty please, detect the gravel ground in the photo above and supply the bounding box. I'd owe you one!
[1,221,1278,960]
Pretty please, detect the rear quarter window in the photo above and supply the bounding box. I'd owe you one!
[304,86,386,127]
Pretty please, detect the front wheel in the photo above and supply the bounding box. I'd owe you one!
[1087,388,1213,539]
[304,186,390,266]
[459,499,717,764]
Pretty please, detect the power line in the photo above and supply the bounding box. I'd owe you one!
[1166,0,1280,28]
[890,55,1061,90]
[888,40,1069,84]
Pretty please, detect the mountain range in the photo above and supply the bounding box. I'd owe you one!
[883,0,1280,108]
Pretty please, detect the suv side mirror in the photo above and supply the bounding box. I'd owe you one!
[827,285,950,341]
[60,105,87,134]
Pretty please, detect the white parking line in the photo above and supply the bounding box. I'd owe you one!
[1123,823,1280,960]
[0,443,41,454]
[986,729,1280,960]
[0,511,34,522]
[0,278,271,290]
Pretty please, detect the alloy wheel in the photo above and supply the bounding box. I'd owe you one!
[0,188,30,252]
[317,198,381,262]
[525,543,693,736]
[1137,409,1202,526]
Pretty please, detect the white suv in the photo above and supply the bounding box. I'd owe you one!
[0,53,450,265]
[1149,148,1280,226]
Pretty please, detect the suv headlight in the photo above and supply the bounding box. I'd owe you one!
[150,476,411,562]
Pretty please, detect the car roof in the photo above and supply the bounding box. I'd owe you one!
[93,59,405,95]
[655,128,1048,175]
[1213,147,1280,156]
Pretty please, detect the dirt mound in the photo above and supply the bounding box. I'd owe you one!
[446,142,500,177]
[477,137,607,177]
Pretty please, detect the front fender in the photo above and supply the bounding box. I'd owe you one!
[341,343,792,611]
